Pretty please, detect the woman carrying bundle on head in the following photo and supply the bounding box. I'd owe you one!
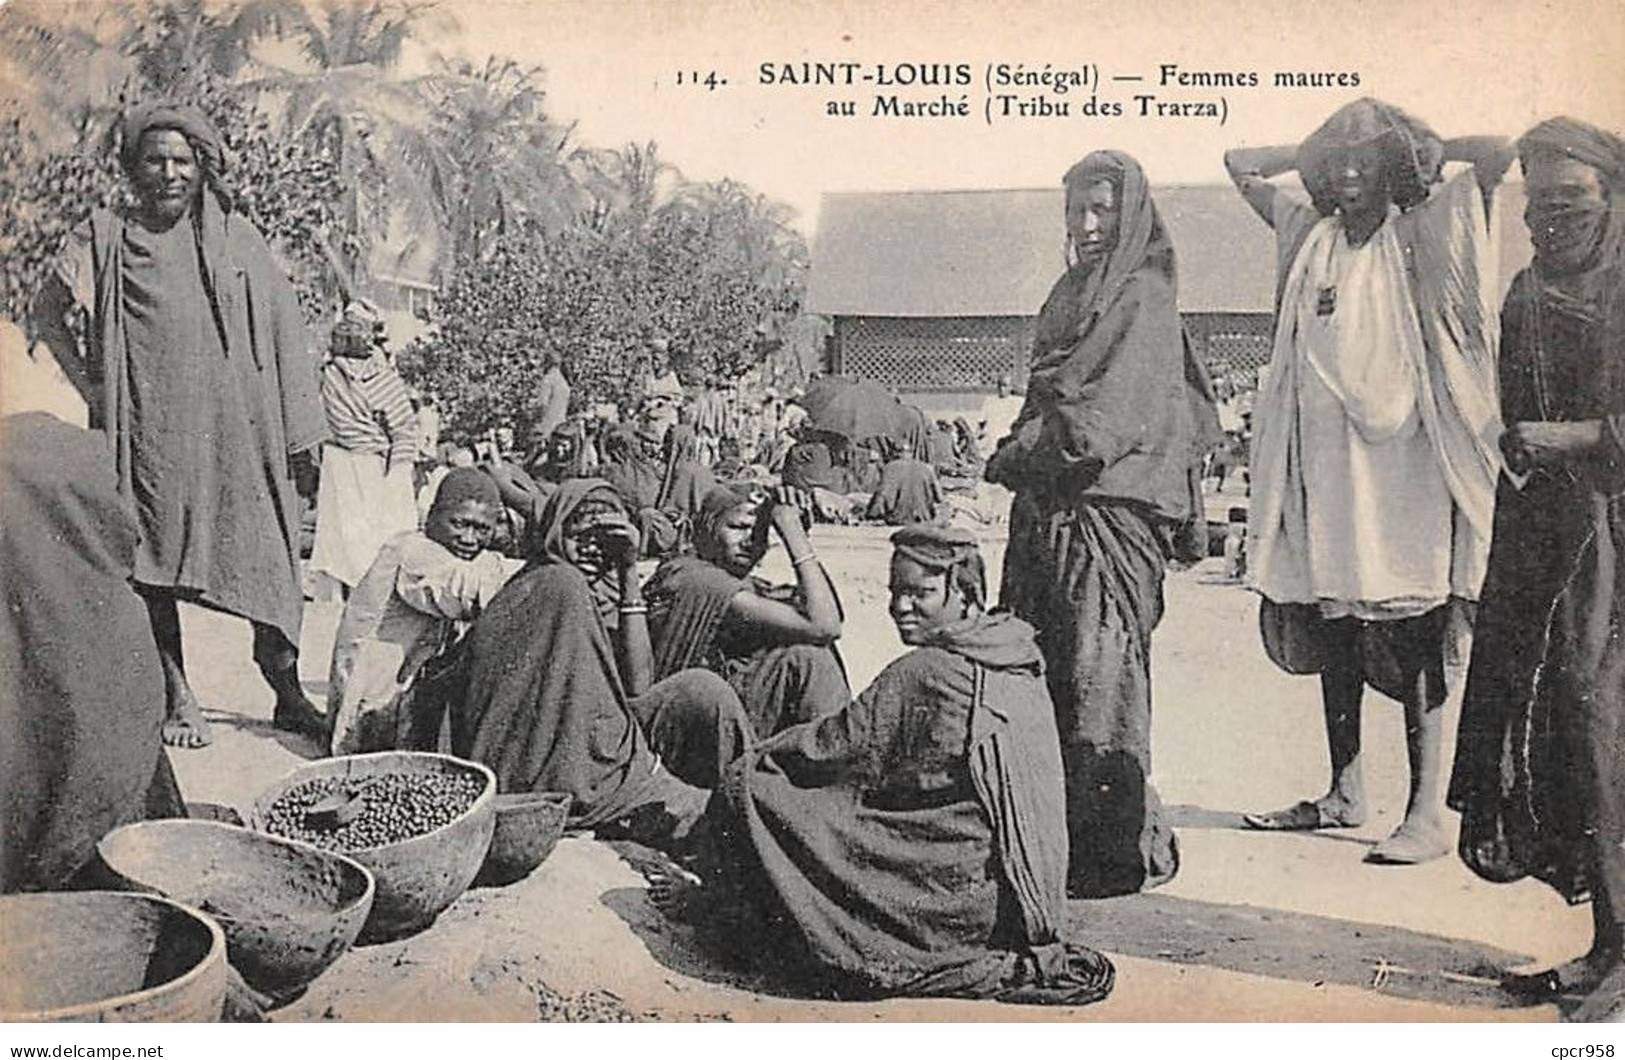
[644,484,850,741]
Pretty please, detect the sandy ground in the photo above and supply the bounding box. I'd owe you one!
[164,493,1592,1022]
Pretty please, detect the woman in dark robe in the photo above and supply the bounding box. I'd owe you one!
[986,150,1219,898]
[1448,118,1625,1020]
[451,478,744,838]
[602,422,716,558]
[644,485,849,739]
[1,411,185,892]
[650,527,1115,1005]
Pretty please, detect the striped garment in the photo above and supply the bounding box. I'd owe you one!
[320,354,420,469]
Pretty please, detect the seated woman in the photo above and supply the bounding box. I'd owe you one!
[865,436,943,526]
[452,478,744,840]
[650,526,1115,1006]
[1,409,185,892]
[645,485,849,739]
[327,468,515,755]
[602,422,716,558]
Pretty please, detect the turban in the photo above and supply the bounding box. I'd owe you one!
[330,301,386,357]
[118,102,232,209]
[429,467,499,517]
[1517,117,1625,189]
[891,524,986,609]
[1297,98,1443,216]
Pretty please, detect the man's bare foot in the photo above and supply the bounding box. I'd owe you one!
[271,691,327,739]
[647,868,706,924]
[161,687,213,749]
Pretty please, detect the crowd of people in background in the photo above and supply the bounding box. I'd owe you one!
[3,96,1623,1020]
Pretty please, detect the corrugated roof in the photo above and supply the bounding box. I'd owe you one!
[807,183,1533,317]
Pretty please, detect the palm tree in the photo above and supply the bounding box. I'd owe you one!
[573,139,682,234]
[0,1,136,147]
[125,0,299,98]
[419,55,582,267]
[237,0,454,287]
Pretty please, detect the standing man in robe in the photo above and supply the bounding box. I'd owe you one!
[1449,118,1625,1021]
[1229,99,1513,863]
[42,103,328,747]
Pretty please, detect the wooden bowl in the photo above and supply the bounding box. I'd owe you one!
[0,891,226,1022]
[476,791,571,887]
[97,819,374,1004]
[247,751,495,943]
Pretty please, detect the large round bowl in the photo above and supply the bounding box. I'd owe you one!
[476,791,571,888]
[247,751,496,943]
[0,891,226,1022]
[96,819,375,1004]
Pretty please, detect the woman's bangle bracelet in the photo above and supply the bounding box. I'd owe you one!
[791,552,820,567]
[619,603,649,615]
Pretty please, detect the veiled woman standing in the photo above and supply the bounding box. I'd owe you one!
[987,150,1218,898]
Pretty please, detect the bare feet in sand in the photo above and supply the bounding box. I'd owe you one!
[272,691,327,739]
[161,685,213,749]
[647,868,706,924]
[264,663,328,740]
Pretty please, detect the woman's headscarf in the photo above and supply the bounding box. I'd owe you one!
[692,484,759,562]
[891,524,987,611]
[1034,150,1174,370]
[527,476,624,563]
[1296,98,1443,217]
[118,102,233,213]
[1515,116,1625,345]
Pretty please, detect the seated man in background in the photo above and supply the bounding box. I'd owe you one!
[650,526,1115,1006]
[327,468,514,755]
[866,436,943,526]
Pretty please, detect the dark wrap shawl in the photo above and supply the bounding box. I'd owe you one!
[1,413,183,892]
[454,478,665,826]
[713,612,1112,1003]
[1002,151,1218,526]
[1449,117,1625,907]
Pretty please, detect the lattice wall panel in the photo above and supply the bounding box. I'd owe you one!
[840,316,1029,392]
[1203,331,1273,380]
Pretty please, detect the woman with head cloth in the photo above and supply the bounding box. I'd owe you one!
[985,149,1219,898]
[451,479,750,838]
[33,102,329,748]
[1226,100,1515,864]
[1448,117,1625,1019]
[649,526,1116,1006]
[643,483,848,740]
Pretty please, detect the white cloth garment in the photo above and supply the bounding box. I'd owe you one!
[1248,168,1504,619]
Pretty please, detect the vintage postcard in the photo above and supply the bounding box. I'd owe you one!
[1,0,1622,1037]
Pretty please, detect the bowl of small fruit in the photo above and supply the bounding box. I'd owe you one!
[247,752,495,943]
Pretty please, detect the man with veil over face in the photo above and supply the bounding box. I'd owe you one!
[1227,100,1514,864]
[35,102,328,749]
[1448,117,1625,1020]
[985,150,1220,898]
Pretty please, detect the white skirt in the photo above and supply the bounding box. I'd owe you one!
[310,445,418,588]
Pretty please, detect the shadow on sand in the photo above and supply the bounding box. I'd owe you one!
[599,837,1540,1012]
